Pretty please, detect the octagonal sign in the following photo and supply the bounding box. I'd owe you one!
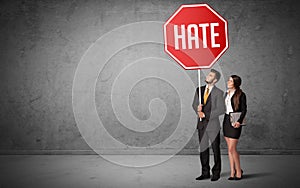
[164,4,229,70]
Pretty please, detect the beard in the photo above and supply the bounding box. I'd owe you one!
[205,79,213,84]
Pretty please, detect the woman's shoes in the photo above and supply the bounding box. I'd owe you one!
[228,170,236,180]
[228,176,235,180]
[228,169,243,181]
[234,169,243,180]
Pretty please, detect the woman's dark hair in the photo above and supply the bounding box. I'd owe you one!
[231,75,242,111]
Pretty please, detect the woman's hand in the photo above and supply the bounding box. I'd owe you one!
[234,122,241,128]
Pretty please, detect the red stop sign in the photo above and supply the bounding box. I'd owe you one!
[164,4,228,70]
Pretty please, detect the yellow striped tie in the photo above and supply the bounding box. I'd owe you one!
[204,87,209,105]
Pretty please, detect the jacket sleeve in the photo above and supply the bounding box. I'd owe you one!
[238,92,247,123]
[192,88,199,115]
[207,90,225,120]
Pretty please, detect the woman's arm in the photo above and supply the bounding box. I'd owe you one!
[237,92,247,123]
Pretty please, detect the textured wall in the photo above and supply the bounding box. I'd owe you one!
[0,0,299,154]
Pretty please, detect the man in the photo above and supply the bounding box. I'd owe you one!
[192,69,225,181]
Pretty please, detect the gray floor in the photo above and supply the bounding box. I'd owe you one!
[0,155,299,188]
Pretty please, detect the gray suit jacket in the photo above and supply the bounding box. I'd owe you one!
[192,86,225,131]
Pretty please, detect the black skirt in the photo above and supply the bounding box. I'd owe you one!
[223,114,242,139]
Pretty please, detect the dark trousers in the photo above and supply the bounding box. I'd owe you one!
[198,128,221,176]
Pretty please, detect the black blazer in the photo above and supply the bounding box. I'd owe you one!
[227,91,247,124]
[192,86,225,130]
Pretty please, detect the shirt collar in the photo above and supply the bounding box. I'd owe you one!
[227,89,236,96]
[206,84,214,91]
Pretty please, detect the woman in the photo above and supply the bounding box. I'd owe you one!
[223,75,247,181]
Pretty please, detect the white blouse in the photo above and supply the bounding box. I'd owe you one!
[225,90,235,115]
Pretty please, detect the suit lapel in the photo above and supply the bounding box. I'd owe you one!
[200,86,205,104]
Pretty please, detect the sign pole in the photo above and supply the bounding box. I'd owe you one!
[198,69,202,121]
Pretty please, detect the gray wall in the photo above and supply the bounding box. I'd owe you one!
[0,0,299,154]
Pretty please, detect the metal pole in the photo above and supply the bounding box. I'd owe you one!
[198,69,202,121]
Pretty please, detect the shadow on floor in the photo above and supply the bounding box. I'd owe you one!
[243,172,273,179]
[221,171,272,179]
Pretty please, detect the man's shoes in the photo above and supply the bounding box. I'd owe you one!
[211,174,220,181]
[195,174,210,180]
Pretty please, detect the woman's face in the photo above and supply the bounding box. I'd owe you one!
[227,77,234,89]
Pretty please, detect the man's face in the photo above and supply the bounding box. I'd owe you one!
[205,72,217,84]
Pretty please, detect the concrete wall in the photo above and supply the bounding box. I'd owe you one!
[0,0,299,154]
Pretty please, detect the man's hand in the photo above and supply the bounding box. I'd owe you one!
[197,105,205,118]
[197,104,202,112]
[198,112,205,118]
